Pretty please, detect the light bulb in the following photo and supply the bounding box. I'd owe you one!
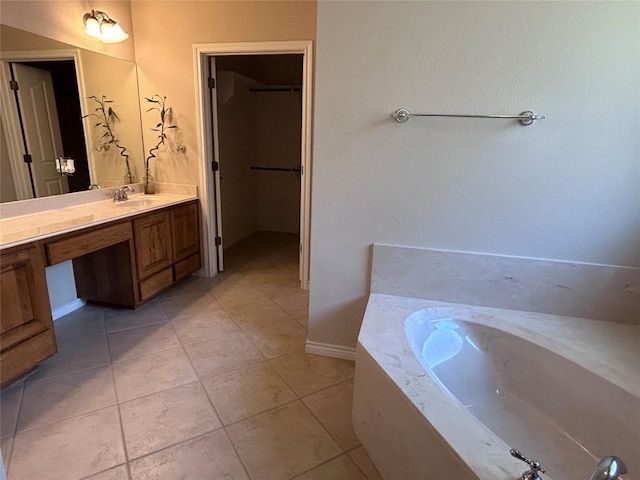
[84,15,102,40]
[101,21,129,43]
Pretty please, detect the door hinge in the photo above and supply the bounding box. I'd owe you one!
[208,77,216,89]
[23,154,32,164]
[9,80,18,91]
[299,244,303,254]
[211,161,219,172]
[215,236,222,246]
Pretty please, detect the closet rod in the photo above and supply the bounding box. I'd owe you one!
[248,86,301,93]
[249,166,301,173]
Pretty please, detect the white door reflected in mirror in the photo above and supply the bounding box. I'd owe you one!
[13,63,69,197]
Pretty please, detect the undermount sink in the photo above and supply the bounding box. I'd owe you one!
[114,198,161,208]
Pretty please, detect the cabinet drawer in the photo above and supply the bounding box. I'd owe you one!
[174,253,201,282]
[1,329,56,388]
[46,222,132,265]
[139,267,173,301]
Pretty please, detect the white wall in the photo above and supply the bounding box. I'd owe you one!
[309,1,640,348]
[219,72,258,248]
[45,261,80,318]
[254,91,301,234]
[0,0,135,62]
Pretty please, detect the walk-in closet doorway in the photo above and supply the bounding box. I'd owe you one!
[194,41,313,289]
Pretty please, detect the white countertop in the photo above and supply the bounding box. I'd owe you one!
[0,193,197,250]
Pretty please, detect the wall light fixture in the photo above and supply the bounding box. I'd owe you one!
[83,10,129,43]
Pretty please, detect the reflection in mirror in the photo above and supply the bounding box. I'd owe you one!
[0,24,144,203]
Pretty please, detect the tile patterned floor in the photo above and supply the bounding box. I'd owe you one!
[0,232,382,480]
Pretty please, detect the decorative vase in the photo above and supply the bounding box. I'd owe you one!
[143,174,155,194]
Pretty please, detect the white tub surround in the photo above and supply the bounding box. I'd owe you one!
[371,245,639,325]
[0,185,197,250]
[354,245,640,480]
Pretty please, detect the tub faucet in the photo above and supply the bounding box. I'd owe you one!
[510,448,545,480]
[589,456,627,480]
[112,186,134,202]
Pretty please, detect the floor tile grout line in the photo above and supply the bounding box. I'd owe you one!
[14,369,119,435]
[104,315,170,335]
[77,462,128,480]
[1,431,15,476]
[11,359,350,444]
[171,327,225,429]
[296,397,349,454]
[344,445,378,480]
[109,342,187,365]
[285,450,349,480]
[108,359,132,468]
[216,396,301,430]
[116,378,201,407]
[124,425,224,465]
[5,381,25,440]
[168,296,274,381]
[10,403,122,440]
[213,291,306,363]
[266,353,354,400]
[113,343,196,404]
[20,359,113,386]
[220,426,254,480]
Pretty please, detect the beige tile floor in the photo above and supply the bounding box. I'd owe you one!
[0,232,382,480]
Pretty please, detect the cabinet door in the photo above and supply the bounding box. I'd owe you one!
[1,244,57,387]
[172,202,200,262]
[133,210,173,280]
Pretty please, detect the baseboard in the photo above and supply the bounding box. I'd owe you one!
[305,340,357,361]
[52,298,86,321]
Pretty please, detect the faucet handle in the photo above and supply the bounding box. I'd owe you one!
[510,449,545,473]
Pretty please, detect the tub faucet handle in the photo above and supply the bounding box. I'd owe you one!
[510,448,545,479]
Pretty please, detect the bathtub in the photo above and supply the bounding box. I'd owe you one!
[353,294,640,480]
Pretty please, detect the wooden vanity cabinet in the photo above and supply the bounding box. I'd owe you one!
[133,200,201,301]
[0,243,56,388]
[0,199,201,386]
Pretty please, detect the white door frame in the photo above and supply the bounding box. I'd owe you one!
[0,49,92,200]
[193,41,313,289]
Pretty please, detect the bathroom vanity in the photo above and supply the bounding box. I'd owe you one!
[0,192,201,387]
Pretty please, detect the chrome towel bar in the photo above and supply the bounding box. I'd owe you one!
[392,108,546,126]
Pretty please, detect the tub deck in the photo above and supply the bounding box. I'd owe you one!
[354,293,640,480]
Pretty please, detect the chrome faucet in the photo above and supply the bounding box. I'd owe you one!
[510,449,545,480]
[589,456,627,480]
[88,184,102,190]
[112,185,134,202]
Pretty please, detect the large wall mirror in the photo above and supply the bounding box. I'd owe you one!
[0,24,144,203]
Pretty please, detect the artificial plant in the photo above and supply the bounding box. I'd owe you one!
[83,95,134,184]
[144,95,176,192]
